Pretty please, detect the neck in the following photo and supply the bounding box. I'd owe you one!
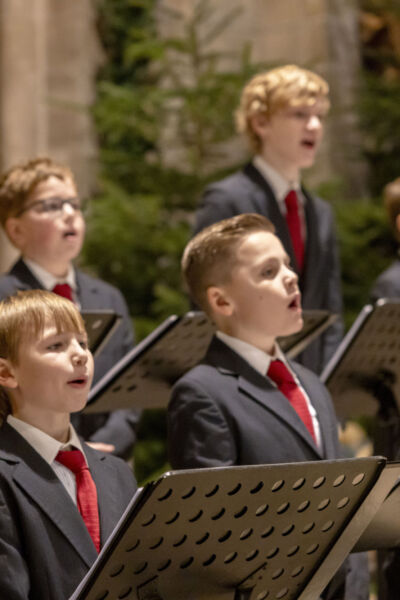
[13,406,70,443]
[259,149,300,183]
[23,254,71,279]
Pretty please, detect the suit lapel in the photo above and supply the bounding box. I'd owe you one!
[206,338,322,458]
[9,258,45,290]
[0,424,98,567]
[243,163,299,273]
[301,187,321,304]
[75,270,100,310]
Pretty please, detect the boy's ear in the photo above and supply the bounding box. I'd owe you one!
[206,286,234,318]
[250,113,270,138]
[0,359,18,389]
[4,217,25,249]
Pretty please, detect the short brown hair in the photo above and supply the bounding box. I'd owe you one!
[383,177,400,242]
[0,290,86,420]
[235,64,330,153]
[0,157,75,226]
[182,213,275,313]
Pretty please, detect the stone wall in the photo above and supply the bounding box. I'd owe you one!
[0,0,102,272]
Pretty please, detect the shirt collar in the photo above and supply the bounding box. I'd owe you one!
[252,155,303,211]
[216,330,288,376]
[23,258,77,293]
[7,414,84,465]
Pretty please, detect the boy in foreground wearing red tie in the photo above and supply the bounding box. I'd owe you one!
[0,290,137,600]
[168,213,367,600]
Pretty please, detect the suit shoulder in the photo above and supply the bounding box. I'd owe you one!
[0,272,20,300]
[76,269,126,302]
[204,170,255,199]
[370,260,400,300]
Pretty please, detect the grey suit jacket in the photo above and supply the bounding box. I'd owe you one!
[195,163,344,374]
[0,422,137,600]
[168,337,369,600]
[168,336,341,468]
[370,258,400,302]
[0,258,140,458]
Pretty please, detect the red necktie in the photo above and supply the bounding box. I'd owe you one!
[284,190,304,272]
[52,283,74,302]
[267,359,316,443]
[56,449,101,552]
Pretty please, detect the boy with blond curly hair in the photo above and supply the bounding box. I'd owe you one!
[195,65,343,374]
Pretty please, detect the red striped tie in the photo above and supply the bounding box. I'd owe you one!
[284,189,304,272]
[56,449,101,552]
[267,360,316,443]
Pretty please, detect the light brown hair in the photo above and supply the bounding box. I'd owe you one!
[235,64,330,153]
[383,177,400,242]
[0,157,75,226]
[182,213,275,313]
[0,290,86,420]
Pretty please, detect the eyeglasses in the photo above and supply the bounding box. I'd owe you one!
[16,197,83,217]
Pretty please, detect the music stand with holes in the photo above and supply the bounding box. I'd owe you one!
[81,310,122,357]
[69,457,400,600]
[321,299,400,600]
[84,309,337,414]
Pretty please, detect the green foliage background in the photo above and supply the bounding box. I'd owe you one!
[82,0,400,483]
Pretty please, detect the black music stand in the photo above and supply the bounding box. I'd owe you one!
[82,310,122,357]
[321,299,400,459]
[70,457,400,600]
[85,310,336,413]
[278,310,337,359]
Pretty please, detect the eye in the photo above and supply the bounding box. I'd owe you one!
[44,199,62,212]
[261,266,275,278]
[47,342,63,351]
[79,339,88,350]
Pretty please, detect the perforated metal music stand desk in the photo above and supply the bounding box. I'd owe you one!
[70,457,400,600]
[82,310,122,357]
[321,299,400,421]
[84,310,336,413]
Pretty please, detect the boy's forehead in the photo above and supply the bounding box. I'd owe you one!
[29,175,77,200]
[236,230,283,260]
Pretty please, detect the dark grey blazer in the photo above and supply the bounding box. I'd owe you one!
[0,258,140,458]
[168,337,341,468]
[167,336,369,600]
[0,422,137,600]
[370,259,400,302]
[194,163,344,374]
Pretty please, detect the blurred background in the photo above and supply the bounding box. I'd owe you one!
[0,0,399,484]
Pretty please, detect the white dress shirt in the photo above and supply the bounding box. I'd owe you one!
[216,331,321,448]
[7,414,87,504]
[23,258,79,306]
[252,155,307,240]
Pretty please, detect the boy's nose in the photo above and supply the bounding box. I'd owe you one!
[71,344,88,365]
[307,115,322,130]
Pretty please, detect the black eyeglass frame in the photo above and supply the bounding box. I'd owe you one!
[15,196,84,217]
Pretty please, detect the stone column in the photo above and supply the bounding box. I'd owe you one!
[0,0,102,274]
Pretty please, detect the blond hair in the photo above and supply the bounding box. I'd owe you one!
[235,64,330,153]
[0,290,86,420]
[383,177,400,242]
[0,157,75,226]
[182,213,275,313]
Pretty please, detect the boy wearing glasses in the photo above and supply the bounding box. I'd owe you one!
[0,157,140,459]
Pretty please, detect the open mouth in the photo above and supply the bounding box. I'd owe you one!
[67,377,87,388]
[301,140,315,149]
[288,295,301,310]
[63,230,77,238]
